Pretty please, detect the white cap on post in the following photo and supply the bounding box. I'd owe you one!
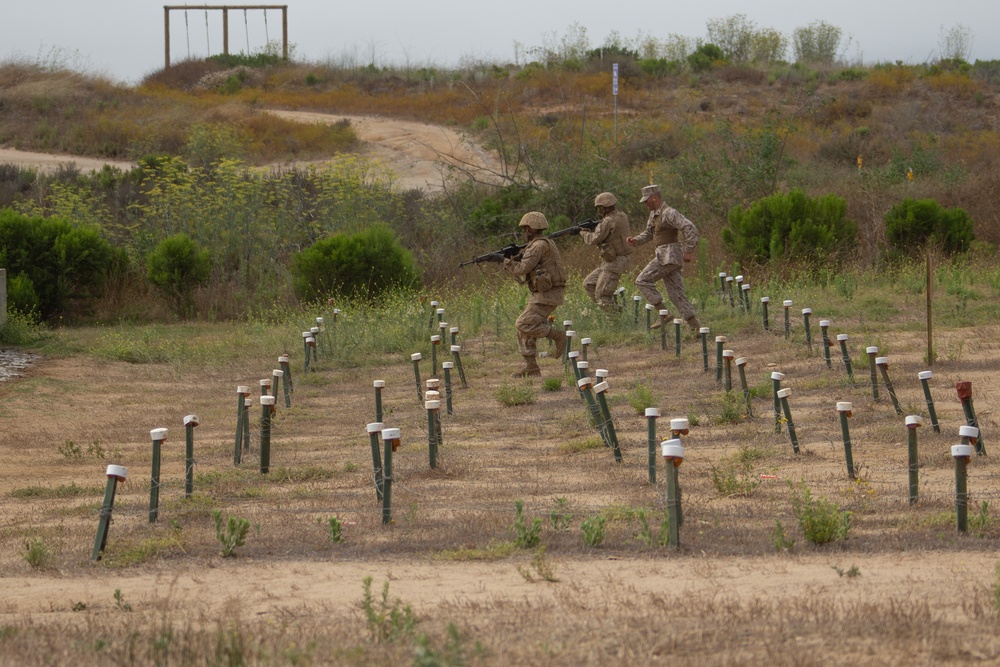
[876,357,888,365]
[150,428,168,441]
[367,422,384,433]
[373,380,385,388]
[783,300,793,307]
[106,465,128,480]
[905,415,923,427]
[237,385,250,394]
[866,346,878,354]
[837,401,853,412]
[715,335,726,343]
[771,371,785,381]
[761,296,770,303]
[819,319,830,327]
[699,327,710,334]
[260,395,276,406]
[670,418,689,432]
[645,407,660,418]
[183,414,200,427]
[918,370,933,380]
[802,308,812,315]
[959,425,980,439]
[411,353,422,361]
[382,428,401,440]
[581,337,591,345]
[661,438,685,461]
[442,361,454,369]
[596,369,609,378]
[952,444,974,458]
[777,388,792,399]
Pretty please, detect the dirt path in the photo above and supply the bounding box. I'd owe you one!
[266,110,503,190]
[0,112,502,191]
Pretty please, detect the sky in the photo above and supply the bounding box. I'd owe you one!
[2,1,999,85]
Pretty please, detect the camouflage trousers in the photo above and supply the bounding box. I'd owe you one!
[634,259,696,321]
[583,255,629,307]
[515,302,558,357]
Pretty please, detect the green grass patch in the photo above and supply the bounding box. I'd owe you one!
[10,483,102,499]
[433,541,517,561]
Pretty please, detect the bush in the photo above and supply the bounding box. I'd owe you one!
[0,208,116,320]
[884,198,974,255]
[146,233,211,318]
[290,225,420,303]
[723,189,857,266]
[790,481,850,545]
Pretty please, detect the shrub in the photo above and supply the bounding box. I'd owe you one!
[723,189,857,266]
[581,515,606,547]
[290,225,420,303]
[495,381,536,407]
[0,208,116,320]
[790,481,851,545]
[146,233,211,318]
[884,198,974,255]
[212,509,251,557]
[513,500,541,548]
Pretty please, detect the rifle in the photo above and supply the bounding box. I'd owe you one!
[458,220,600,268]
[458,242,524,268]
[547,218,600,239]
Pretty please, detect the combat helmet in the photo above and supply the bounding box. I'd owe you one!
[518,211,548,230]
[594,192,617,207]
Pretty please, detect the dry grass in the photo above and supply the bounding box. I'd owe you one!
[2,280,1000,663]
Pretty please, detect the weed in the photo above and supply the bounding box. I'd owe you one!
[434,542,516,561]
[626,382,656,414]
[413,622,486,667]
[213,509,251,557]
[22,537,53,568]
[993,562,1000,614]
[581,515,606,547]
[517,545,559,583]
[495,381,536,406]
[557,437,604,454]
[71,601,87,612]
[970,501,991,538]
[710,451,762,497]
[635,508,653,545]
[772,520,796,551]
[716,392,745,424]
[542,377,562,392]
[328,517,344,543]
[57,439,82,460]
[513,500,541,548]
[790,481,851,545]
[361,576,418,643]
[113,588,132,612]
[549,497,572,531]
[832,564,862,578]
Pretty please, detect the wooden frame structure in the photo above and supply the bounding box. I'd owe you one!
[163,5,288,68]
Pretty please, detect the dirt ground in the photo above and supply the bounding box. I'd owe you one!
[0,111,502,191]
[2,312,1000,663]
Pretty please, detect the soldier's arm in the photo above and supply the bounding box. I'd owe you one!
[671,209,700,254]
[504,241,543,277]
[580,217,613,246]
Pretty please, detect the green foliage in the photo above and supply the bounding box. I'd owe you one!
[884,198,974,255]
[361,576,418,643]
[212,509,251,557]
[513,500,542,548]
[687,45,721,72]
[790,481,851,545]
[22,537,53,568]
[625,382,656,414]
[541,377,562,392]
[291,225,419,303]
[113,588,133,612]
[327,516,344,543]
[495,381,536,407]
[581,515,606,547]
[549,497,572,530]
[0,308,45,346]
[723,190,857,266]
[414,622,486,666]
[970,500,991,538]
[517,545,559,583]
[772,520,796,551]
[711,450,762,497]
[0,208,116,320]
[793,21,843,64]
[146,233,211,318]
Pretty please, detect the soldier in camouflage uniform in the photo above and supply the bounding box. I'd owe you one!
[627,184,701,331]
[503,212,568,377]
[578,192,632,311]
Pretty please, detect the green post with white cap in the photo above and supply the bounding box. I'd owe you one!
[149,428,167,523]
[184,414,199,498]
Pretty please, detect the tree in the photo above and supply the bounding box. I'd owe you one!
[937,24,973,63]
[884,199,974,255]
[793,21,843,65]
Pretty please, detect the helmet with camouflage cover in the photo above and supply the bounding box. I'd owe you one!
[518,211,548,230]
[594,192,617,207]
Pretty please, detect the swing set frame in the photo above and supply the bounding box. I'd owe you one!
[163,4,288,68]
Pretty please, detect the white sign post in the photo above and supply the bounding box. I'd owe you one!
[613,63,619,143]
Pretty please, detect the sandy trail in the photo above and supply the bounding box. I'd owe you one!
[0,112,501,191]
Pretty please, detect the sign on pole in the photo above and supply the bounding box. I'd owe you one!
[613,63,619,142]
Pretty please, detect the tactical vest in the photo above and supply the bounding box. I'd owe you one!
[653,216,679,247]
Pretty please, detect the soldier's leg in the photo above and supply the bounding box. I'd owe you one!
[583,267,601,303]
[596,257,628,308]
[662,266,696,321]
[634,258,667,308]
[515,303,555,357]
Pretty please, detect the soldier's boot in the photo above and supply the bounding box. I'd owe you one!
[648,305,670,329]
[686,315,701,332]
[547,326,568,358]
[511,355,541,378]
